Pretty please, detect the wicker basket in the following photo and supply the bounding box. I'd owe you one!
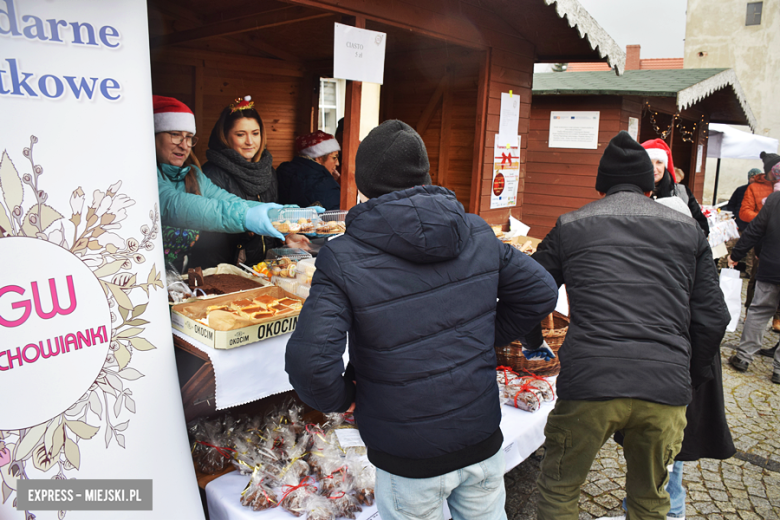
[495,312,569,377]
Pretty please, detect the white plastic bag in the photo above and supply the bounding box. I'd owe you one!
[719,268,742,332]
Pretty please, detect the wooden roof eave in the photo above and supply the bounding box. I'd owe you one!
[676,69,757,132]
[543,0,625,75]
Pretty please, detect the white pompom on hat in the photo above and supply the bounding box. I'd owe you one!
[153,95,196,134]
[295,130,340,159]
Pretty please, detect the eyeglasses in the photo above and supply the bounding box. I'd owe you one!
[166,132,198,147]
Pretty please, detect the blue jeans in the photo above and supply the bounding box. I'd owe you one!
[375,449,507,520]
[622,460,685,518]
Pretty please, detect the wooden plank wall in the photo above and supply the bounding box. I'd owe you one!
[524,95,638,239]
[477,49,534,228]
[288,0,538,224]
[383,47,481,211]
[150,48,304,168]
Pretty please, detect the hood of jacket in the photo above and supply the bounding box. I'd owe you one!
[752,173,773,186]
[345,185,470,264]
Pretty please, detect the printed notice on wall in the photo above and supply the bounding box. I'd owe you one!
[628,117,639,141]
[491,136,521,209]
[696,144,704,173]
[333,22,387,84]
[549,111,601,149]
[497,92,521,147]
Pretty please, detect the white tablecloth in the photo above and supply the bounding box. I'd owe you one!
[206,400,555,520]
[173,328,293,410]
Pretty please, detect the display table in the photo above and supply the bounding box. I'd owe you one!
[173,328,294,411]
[205,400,555,520]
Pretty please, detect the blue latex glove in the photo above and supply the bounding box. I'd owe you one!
[521,340,556,362]
[245,203,284,240]
[311,205,326,214]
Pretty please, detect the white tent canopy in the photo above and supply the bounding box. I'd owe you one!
[707,123,778,160]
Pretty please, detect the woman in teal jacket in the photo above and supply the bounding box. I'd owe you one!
[153,95,287,271]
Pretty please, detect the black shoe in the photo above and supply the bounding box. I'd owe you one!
[772,373,780,384]
[729,355,749,372]
[758,344,778,358]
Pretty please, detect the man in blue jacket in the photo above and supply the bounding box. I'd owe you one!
[285,120,558,520]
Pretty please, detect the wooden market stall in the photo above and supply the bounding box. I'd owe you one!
[525,68,757,238]
[146,0,624,226]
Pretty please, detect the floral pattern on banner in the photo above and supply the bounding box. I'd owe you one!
[0,136,164,519]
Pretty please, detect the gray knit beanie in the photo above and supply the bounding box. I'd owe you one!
[355,120,432,199]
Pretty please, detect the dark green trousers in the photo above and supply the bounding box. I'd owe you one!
[537,398,686,520]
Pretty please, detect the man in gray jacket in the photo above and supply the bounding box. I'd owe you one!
[527,131,729,520]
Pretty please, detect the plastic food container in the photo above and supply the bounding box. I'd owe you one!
[268,207,319,235]
[295,284,311,300]
[272,276,299,295]
[314,210,347,236]
[296,257,317,278]
[266,248,313,261]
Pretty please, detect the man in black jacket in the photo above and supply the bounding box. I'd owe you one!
[285,120,559,520]
[728,191,780,384]
[527,132,729,520]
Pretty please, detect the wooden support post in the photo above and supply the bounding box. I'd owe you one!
[437,78,452,188]
[416,73,449,136]
[339,16,364,211]
[469,50,490,215]
[341,80,362,210]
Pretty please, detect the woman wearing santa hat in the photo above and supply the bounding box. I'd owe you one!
[642,138,709,235]
[153,95,299,272]
[277,130,342,210]
[188,96,311,269]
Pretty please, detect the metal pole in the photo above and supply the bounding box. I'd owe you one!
[712,158,721,205]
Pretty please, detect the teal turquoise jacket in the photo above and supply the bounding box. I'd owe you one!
[157,163,259,233]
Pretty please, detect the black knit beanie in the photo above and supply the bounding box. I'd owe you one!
[760,151,780,174]
[355,120,432,199]
[595,131,655,193]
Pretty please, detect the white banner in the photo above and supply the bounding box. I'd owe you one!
[0,1,204,518]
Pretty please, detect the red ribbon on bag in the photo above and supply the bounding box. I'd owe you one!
[196,441,236,459]
[512,381,541,410]
[496,365,517,385]
[500,152,515,165]
[278,475,316,505]
[520,370,556,399]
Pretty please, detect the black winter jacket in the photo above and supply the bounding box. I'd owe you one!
[277,156,341,210]
[654,170,709,235]
[732,191,780,285]
[528,185,729,406]
[726,184,749,232]
[285,186,558,478]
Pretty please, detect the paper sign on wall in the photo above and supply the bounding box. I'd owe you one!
[491,136,521,209]
[497,92,521,147]
[549,111,601,149]
[628,117,639,141]
[333,22,387,84]
[696,144,704,173]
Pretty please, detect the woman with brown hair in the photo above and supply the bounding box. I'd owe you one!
[189,96,311,269]
[154,95,287,272]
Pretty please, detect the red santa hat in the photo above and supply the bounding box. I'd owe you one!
[153,95,196,135]
[641,138,676,182]
[296,131,340,159]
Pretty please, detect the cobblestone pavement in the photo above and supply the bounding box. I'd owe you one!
[504,278,780,520]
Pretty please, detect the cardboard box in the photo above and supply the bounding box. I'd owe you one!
[171,286,301,350]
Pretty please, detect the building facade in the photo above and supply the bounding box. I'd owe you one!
[684,0,780,202]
